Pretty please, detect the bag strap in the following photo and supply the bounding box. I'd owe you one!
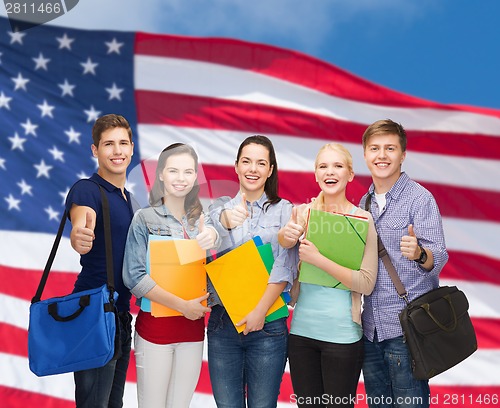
[32,182,114,303]
[365,194,409,303]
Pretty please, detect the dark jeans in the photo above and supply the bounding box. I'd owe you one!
[74,311,132,408]
[208,305,288,408]
[288,334,364,408]
[362,335,430,408]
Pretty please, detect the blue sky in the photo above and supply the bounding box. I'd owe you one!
[3,0,499,109]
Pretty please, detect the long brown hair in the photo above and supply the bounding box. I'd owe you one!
[236,135,282,210]
[149,143,202,226]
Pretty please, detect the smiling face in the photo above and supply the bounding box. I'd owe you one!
[364,133,406,191]
[315,147,354,196]
[235,143,273,200]
[160,153,197,199]
[92,127,134,181]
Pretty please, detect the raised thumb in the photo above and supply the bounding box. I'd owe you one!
[241,192,247,207]
[85,212,93,229]
[198,213,205,231]
[291,207,298,224]
[408,224,416,237]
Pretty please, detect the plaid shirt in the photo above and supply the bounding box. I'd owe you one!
[360,172,449,341]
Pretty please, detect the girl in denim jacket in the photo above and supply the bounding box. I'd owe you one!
[123,143,219,408]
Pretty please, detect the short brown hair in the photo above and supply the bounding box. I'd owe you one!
[92,114,132,146]
[362,119,407,152]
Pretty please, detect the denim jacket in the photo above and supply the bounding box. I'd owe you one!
[122,204,219,308]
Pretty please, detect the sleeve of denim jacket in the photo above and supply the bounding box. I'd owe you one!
[268,200,296,291]
[122,210,157,299]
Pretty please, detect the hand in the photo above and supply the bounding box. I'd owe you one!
[72,212,95,255]
[282,207,304,247]
[180,293,211,321]
[298,239,320,265]
[222,193,249,229]
[400,224,420,260]
[236,307,266,335]
[196,214,215,250]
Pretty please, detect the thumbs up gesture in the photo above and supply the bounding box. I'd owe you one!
[196,213,216,250]
[400,224,420,260]
[281,207,304,248]
[71,211,95,255]
[222,192,249,229]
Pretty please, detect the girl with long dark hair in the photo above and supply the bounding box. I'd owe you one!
[207,135,295,407]
[123,143,218,408]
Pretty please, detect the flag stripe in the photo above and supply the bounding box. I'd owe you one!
[0,385,74,408]
[134,54,500,137]
[2,224,500,289]
[136,90,500,160]
[199,163,500,225]
[3,281,500,346]
[134,31,500,122]
[3,381,499,408]
[136,125,500,194]
[137,154,500,224]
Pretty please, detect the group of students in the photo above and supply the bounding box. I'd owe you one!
[65,114,448,408]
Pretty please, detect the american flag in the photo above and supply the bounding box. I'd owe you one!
[1,15,500,408]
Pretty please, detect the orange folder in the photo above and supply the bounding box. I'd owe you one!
[205,239,286,333]
[148,238,207,317]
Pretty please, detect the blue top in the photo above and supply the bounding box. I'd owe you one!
[65,173,135,312]
[290,206,363,343]
[360,172,449,341]
[290,284,361,343]
[208,192,296,307]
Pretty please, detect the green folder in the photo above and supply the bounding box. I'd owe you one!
[298,209,369,289]
[257,243,289,323]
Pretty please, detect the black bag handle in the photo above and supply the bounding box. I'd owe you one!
[32,182,114,304]
[47,294,91,322]
[421,294,458,332]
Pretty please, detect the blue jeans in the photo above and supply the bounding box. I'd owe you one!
[74,312,132,408]
[207,305,288,408]
[362,335,430,408]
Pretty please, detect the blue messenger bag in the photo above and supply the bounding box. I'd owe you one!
[28,184,119,376]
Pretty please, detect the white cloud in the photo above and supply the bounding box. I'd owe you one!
[1,0,438,53]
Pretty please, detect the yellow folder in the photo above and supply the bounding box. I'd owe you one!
[148,238,207,317]
[205,239,287,333]
[299,209,368,289]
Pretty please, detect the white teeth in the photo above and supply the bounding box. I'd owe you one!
[376,163,389,168]
[246,175,258,180]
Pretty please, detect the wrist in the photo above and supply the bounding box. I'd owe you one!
[415,245,428,265]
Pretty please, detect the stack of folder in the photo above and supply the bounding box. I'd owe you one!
[299,209,369,290]
[143,236,288,333]
[205,238,288,333]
